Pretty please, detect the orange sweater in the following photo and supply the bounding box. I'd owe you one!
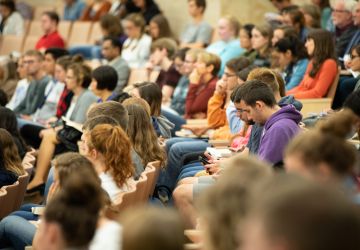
[287,59,337,99]
[80,1,111,21]
[207,92,228,129]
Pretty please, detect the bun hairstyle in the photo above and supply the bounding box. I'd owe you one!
[44,163,103,248]
[88,124,135,187]
[67,62,92,88]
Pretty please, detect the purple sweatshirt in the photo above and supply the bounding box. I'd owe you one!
[258,104,302,165]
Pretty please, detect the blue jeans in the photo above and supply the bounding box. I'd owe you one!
[157,138,209,191]
[69,45,102,59]
[0,215,36,250]
[332,76,358,109]
[161,109,186,137]
[10,204,41,221]
[178,162,204,180]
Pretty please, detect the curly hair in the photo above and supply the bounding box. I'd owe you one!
[88,124,134,187]
[124,103,166,166]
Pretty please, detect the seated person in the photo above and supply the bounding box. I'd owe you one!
[251,24,273,67]
[239,24,257,63]
[121,13,152,68]
[180,0,212,48]
[90,65,119,102]
[0,0,24,35]
[63,0,86,21]
[281,8,308,42]
[149,14,175,41]
[0,128,26,188]
[35,11,65,52]
[147,38,181,103]
[206,15,244,76]
[80,0,111,21]
[0,57,18,100]
[287,29,338,98]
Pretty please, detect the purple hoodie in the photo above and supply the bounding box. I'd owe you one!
[258,104,302,165]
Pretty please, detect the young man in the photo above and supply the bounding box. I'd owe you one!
[180,0,212,49]
[35,11,65,51]
[14,50,51,116]
[148,38,181,103]
[101,36,130,93]
[234,80,301,165]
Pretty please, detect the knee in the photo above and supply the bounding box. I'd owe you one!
[178,177,197,186]
[173,184,193,206]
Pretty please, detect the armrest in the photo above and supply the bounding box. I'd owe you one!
[209,139,230,147]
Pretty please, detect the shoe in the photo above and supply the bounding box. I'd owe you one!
[26,183,45,195]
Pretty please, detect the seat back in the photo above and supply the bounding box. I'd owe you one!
[127,68,150,86]
[135,174,148,204]
[88,22,102,44]
[67,21,93,47]
[0,182,20,219]
[299,98,332,117]
[22,36,39,53]
[28,21,42,37]
[326,69,340,103]
[14,173,30,210]
[146,161,161,196]
[0,35,25,55]
[33,6,56,21]
[114,187,137,212]
[58,21,73,42]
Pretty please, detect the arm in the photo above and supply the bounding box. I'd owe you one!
[207,92,227,129]
[226,102,243,134]
[136,36,151,68]
[185,83,200,118]
[293,60,338,99]
[286,59,308,91]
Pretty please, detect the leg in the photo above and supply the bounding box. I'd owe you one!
[27,130,59,190]
[177,176,199,186]
[68,45,94,59]
[173,183,197,229]
[332,76,358,109]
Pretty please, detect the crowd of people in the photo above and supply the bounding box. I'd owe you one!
[0,0,360,249]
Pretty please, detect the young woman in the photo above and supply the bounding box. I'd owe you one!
[0,107,27,159]
[311,0,332,30]
[251,24,273,67]
[185,51,220,119]
[271,25,297,47]
[0,58,18,99]
[131,81,174,138]
[121,13,152,68]
[90,65,118,102]
[123,102,166,167]
[149,14,174,41]
[83,124,135,201]
[281,8,308,42]
[0,128,25,188]
[274,36,309,91]
[301,4,321,28]
[26,63,97,193]
[239,24,257,62]
[287,29,337,98]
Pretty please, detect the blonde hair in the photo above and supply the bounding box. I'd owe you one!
[197,52,221,76]
[222,15,241,37]
[87,124,134,187]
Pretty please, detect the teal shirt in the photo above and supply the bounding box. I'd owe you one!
[206,39,244,76]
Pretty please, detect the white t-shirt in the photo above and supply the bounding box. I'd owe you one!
[121,33,152,68]
[90,220,122,250]
[99,172,135,202]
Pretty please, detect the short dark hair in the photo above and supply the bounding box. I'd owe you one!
[343,89,360,118]
[225,57,251,73]
[0,0,15,12]
[42,11,60,25]
[236,65,258,82]
[133,82,162,116]
[45,48,69,61]
[92,65,118,91]
[173,47,190,61]
[189,0,206,12]
[0,89,8,107]
[83,115,119,131]
[233,80,277,107]
[86,101,128,131]
[103,36,122,52]
[150,38,178,58]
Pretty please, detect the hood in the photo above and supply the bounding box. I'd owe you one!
[265,104,302,130]
[278,95,303,111]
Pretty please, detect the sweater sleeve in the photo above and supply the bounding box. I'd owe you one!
[286,59,308,91]
[185,80,216,118]
[207,92,227,129]
[293,59,338,99]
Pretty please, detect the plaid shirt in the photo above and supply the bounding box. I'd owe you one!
[56,88,73,118]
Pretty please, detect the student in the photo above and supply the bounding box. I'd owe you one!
[80,0,111,21]
[281,8,308,42]
[0,107,28,159]
[0,128,25,188]
[271,25,297,47]
[121,13,152,68]
[147,38,181,103]
[6,57,30,110]
[123,99,166,167]
[90,65,118,102]
[26,63,97,193]
[82,124,135,201]
[63,0,86,21]
[35,11,65,51]
[180,0,212,48]
[273,36,308,91]
[185,51,220,119]
[206,15,244,76]
[234,80,301,165]
[101,36,130,93]
[0,0,24,35]
[311,0,332,29]
[301,4,321,28]
[14,50,51,116]
[239,24,257,62]
[120,207,185,250]
[251,24,273,67]
[131,82,174,138]
[131,0,161,25]
[241,174,360,250]
[287,29,337,98]
[149,14,174,41]
[0,58,18,99]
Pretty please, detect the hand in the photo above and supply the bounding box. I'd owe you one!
[145,61,154,72]
[229,145,245,153]
[215,79,227,96]
[204,163,220,175]
[45,117,58,128]
[189,69,201,84]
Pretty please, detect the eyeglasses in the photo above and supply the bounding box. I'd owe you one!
[332,8,350,14]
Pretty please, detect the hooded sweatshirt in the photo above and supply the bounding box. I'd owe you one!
[258,104,302,165]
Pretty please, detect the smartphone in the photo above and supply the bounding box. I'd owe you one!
[199,155,210,165]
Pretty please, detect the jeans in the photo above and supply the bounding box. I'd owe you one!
[10,204,40,221]
[178,162,204,180]
[0,215,36,250]
[157,138,209,192]
[332,76,358,109]
[69,45,102,59]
